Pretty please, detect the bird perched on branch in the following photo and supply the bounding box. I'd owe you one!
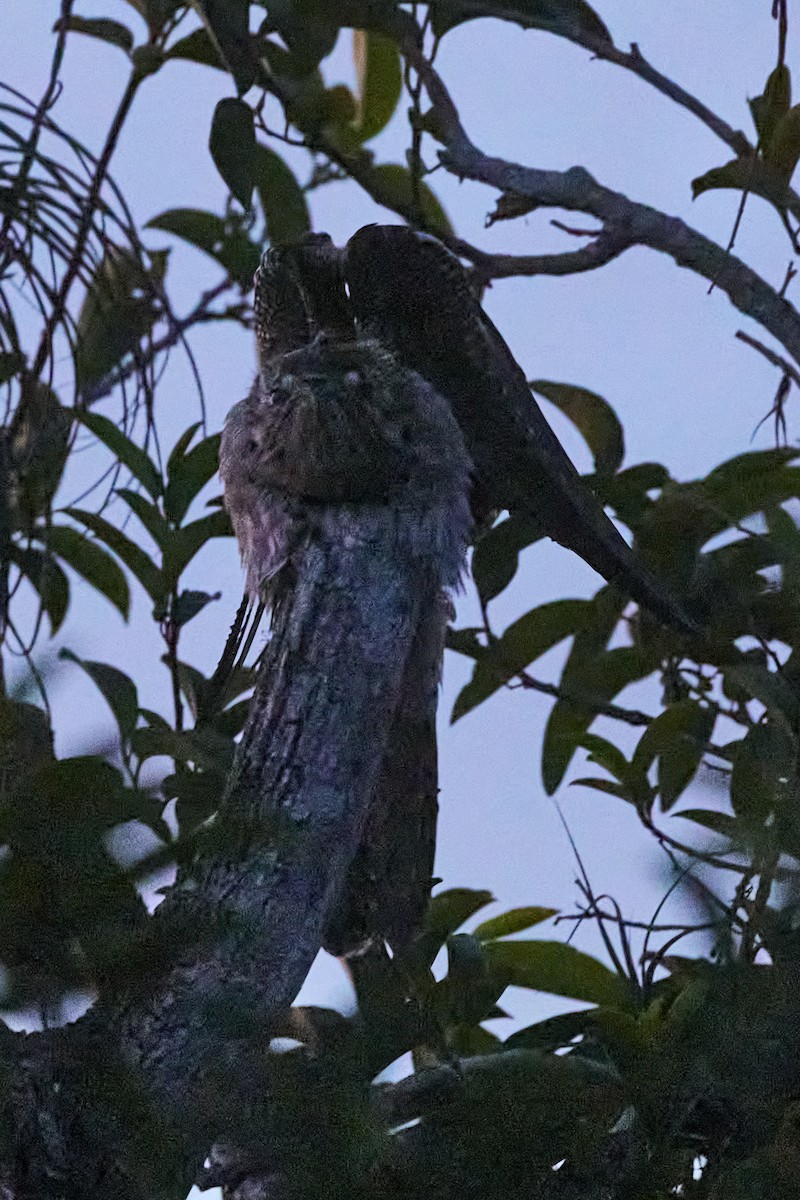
[343,223,700,635]
[220,238,472,956]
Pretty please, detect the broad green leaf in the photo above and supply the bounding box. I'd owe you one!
[116,489,170,550]
[165,26,225,69]
[445,626,484,659]
[731,722,796,829]
[172,589,220,627]
[10,545,69,634]
[766,505,800,596]
[692,156,800,221]
[74,248,164,395]
[749,64,791,145]
[52,15,134,54]
[164,432,221,524]
[452,599,590,722]
[531,380,624,476]
[254,146,311,245]
[505,1008,598,1051]
[292,0,416,41]
[580,732,632,785]
[189,0,255,93]
[542,645,657,794]
[132,724,234,771]
[64,508,164,602]
[471,513,543,605]
[146,208,259,286]
[431,0,612,43]
[442,933,508,1025]
[595,462,670,528]
[676,809,741,840]
[766,104,800,181]
[352,30,402,142]
[633,700,716,811]
[484,940,630,1008]
[163,509,232,588]
[43,524,130,619]
[262,1,338,74]
[723,662,800,724]
[367,164,452,237]
[426,888,495,939]
[9,380,70,527]
[209,97,256,209]
[59,650,139,742]
[474,907,557,940]
[76,410,162,499]
[168,423,203,468]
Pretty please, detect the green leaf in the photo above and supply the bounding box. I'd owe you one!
[452,599,590,722]
[163,510,232,588]
[59,650,139,742]
[766,505,800,595]
[76,410,162,500]
[531,380,624,476]
[189,0,255,93]
[749,64,791,145]
[471,513,543,605]
[632,700,716,811]
[723,662,800,724]
[10,545,69,634]
[426,888,495,939]
[580,732,632,784]
[766,104,800,181]
[445,626,484,659]
[117,488,170,550]
[43,524,130,619]
[209,97,256,209]
[146,208,259,287]
[165,26,225,69]
[474,907,558,940]
[172,589,220,627]
[676,809,741,840]
[542,645,657,794]
[64,508,164,602]
[505,1008,598,1052]
[164,432,221,524]
[352,30,402,142]
[731,722,796,829]
[0,352,25,384]
[52,15,135,54]
[571,777,631,799]
[483,940,630,1008]
[692,156,800,221]
[253,146,311,245]
[367,164,452,237]
[431,0,612,43]
[74,248,164,396]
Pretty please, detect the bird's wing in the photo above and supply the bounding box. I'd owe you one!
[345,223,699,634]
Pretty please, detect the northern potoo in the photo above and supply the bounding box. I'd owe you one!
[344,224,699,634]
[220,241,471,954]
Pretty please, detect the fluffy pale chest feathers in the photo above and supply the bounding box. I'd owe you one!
[220,338,472,597]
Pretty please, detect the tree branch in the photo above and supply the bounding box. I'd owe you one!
[406,46,800,368]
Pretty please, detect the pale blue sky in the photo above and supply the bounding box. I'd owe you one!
[5,3,794,1031]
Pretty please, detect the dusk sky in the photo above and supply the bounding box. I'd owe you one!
[6,1,795,1063]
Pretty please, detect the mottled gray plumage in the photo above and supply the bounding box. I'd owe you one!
[344,224,700,634]
[221,247,471,955]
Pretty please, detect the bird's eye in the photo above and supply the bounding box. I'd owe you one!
[345,370,361,387]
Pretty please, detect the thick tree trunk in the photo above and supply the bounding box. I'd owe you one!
[0,505,458,1198]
